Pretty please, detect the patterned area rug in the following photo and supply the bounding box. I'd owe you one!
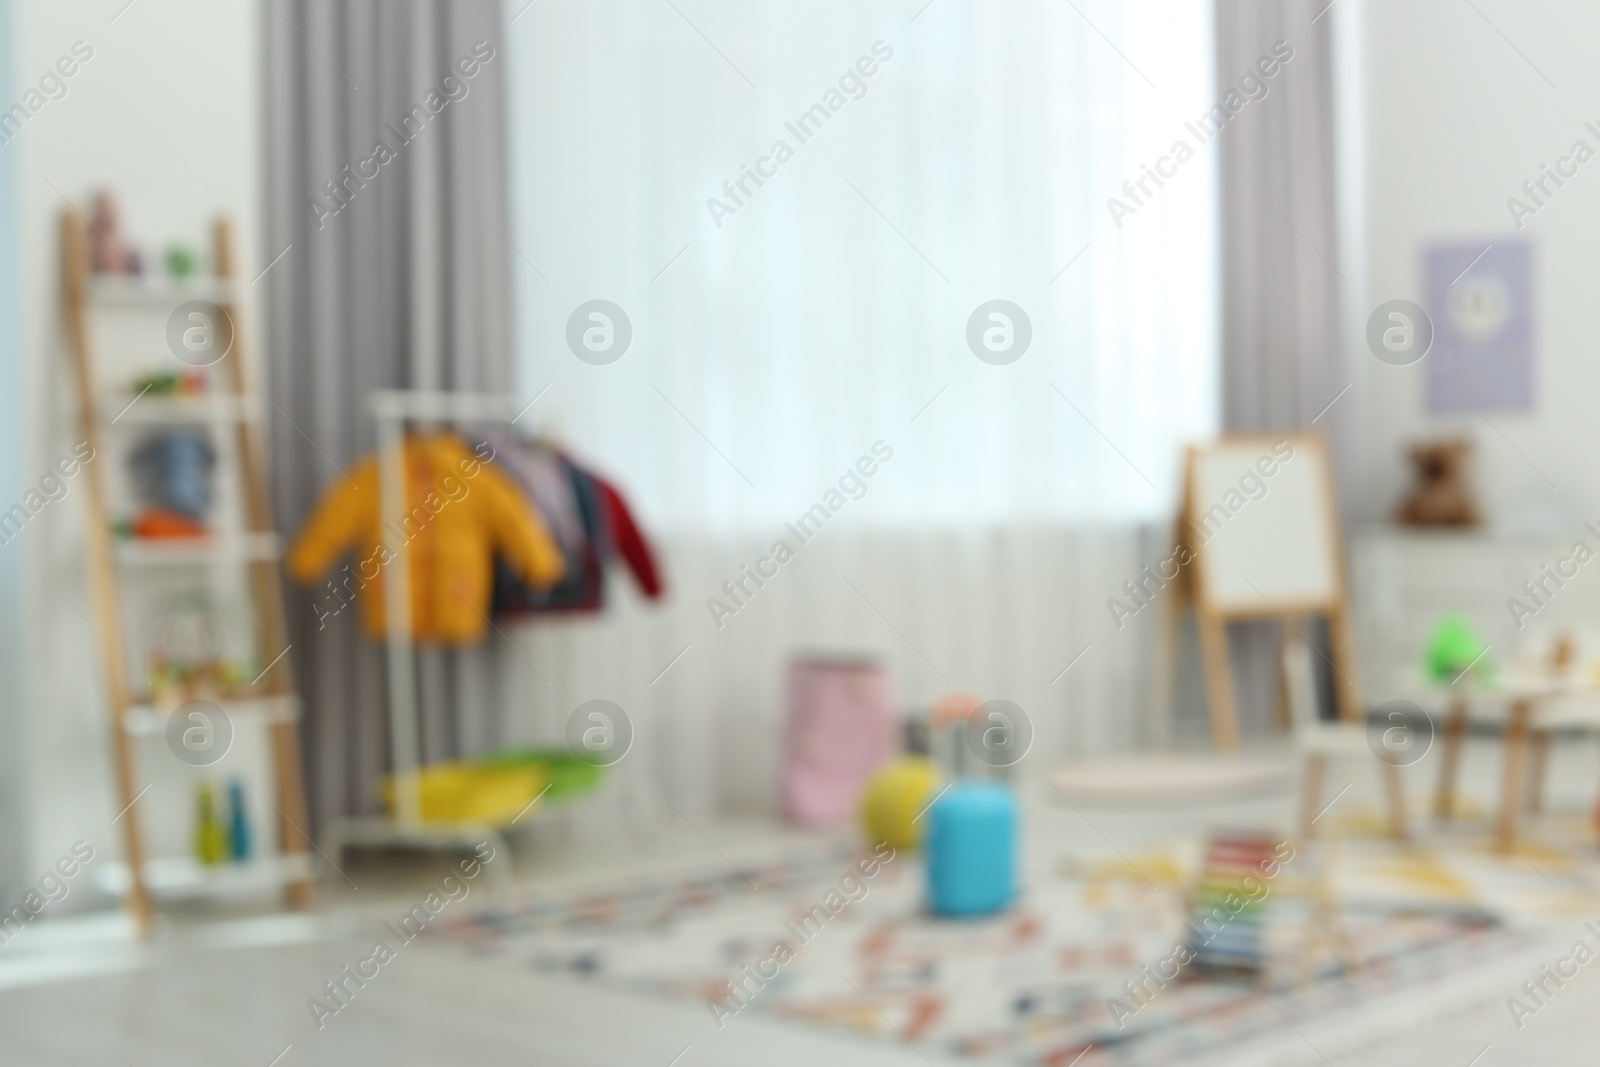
[437,812,1600,1065]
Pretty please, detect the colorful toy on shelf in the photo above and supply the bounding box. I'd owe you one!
[227,779,252,863]
[861,755,940,852]
[143,591,256,703]
[196,780,228,866]
[131,369,208,397]
[131,508,208,540]
[164,243,198,279]
[925,779,1017,917]
[1425,614,1493,684]
[89,189,142,275]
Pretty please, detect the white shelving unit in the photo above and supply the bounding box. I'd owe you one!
[104,393,260,425]
[89,276,234,306]
[96,853,314,902]
[113,532,282,567]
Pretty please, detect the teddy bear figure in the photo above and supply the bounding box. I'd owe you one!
[1396,438,1480,527]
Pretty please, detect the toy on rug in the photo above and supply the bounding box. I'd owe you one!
[1396,437,1480,527]
[926,779,1017,916]
[1186,830,1281,974]
[928,691,983,774]
[861,755,940,852]
[782,656,895,826]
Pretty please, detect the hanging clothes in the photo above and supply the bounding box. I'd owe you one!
[482,434,663,615]
[286,434,564,643]
[130,429,216,520]
[592,469,664,598]
[479,428,586,557]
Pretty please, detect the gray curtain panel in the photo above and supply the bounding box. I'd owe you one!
[262,0,514,830]
[1214,0,1347,730]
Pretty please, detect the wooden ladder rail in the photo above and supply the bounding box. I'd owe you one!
[60,210,153,933]
[212,219,315,910]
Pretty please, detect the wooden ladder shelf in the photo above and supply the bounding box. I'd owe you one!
[60,211,314,931]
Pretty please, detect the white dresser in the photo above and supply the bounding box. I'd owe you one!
[1346,527,1599,705]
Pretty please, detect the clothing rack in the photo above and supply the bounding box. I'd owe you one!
[318,390,524,883]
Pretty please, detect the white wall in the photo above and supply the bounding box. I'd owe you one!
[1357,0,1600,530]
[0,0,30,902]
[12,0,263,889]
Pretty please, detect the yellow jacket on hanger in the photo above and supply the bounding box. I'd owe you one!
[286,434,564,642]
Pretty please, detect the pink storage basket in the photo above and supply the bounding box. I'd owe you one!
[782,656,895,825]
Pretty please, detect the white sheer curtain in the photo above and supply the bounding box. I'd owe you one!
[499,0,1218,821]
[506,0,1215,531]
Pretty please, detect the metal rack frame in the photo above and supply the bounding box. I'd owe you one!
[318,390,523,886]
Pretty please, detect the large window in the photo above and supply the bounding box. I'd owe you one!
[507,0,1216,532]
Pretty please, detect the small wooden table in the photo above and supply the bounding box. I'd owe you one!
[1432,668,1600,852]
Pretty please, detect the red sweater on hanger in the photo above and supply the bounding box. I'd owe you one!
[592,472,663,599]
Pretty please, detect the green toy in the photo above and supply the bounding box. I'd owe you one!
[165,243,198,279]
[1426,614,1493,683]
[474,748,603,801]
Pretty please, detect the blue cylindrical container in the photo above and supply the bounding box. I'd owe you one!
[227,778,252,863]
[925,780,1017,916]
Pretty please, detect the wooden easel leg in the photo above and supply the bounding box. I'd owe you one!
[1496,700,1533,853]
[1301,752,1329,839]
[1434,699,1467,821]
[1274,622,1293,733]
[1197,612,1239,751]
[1327,604,1363,725]
[1380,762,1409,840]
[1528,730,1551,815]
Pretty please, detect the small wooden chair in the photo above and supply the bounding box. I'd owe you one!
[1281,627,1409,841]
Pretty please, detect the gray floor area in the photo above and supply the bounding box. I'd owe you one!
[4,734,1600,1066]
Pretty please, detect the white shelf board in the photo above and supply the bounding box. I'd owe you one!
[104,393,257,425]
[89,275,233,307]
[114,532,280,567]
[95,853,311,900]
[123,693,299,736]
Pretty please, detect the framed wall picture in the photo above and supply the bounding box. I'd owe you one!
[1425,240,1534,413]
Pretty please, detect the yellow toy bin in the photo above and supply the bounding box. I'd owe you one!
[381,763,547,826]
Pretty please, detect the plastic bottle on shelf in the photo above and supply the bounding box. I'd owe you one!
[227,779,251,863]
[196,780,228,866]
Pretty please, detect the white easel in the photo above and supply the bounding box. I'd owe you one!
[319,390,528,884]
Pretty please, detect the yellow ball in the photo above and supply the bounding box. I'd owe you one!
[860,757,941,851]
